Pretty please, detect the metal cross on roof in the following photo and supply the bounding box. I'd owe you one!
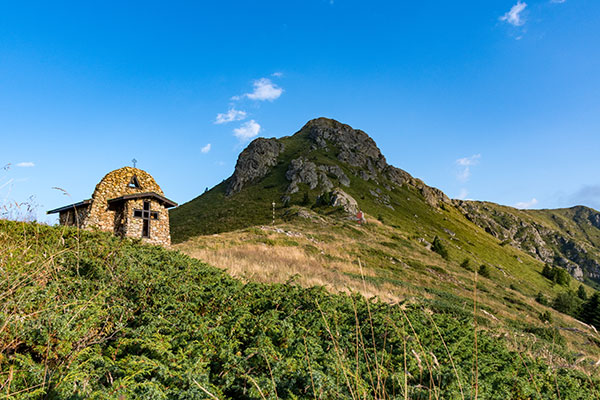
[132,158,138,168]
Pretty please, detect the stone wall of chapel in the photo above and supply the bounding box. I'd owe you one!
[59,206,90,228]
[123,198,171,246]
[83,167,164,233]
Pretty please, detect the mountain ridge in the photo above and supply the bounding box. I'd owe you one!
[170,117,600,285]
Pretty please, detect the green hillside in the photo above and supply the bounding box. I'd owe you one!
[453,201,600,288]
[171,118,600,288]
[171,118,457,244]
[1,219,599,399]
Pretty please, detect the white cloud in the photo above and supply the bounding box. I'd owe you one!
[271,72,283,77]
[201,143,211,154]
[457,188,469,200]
[233,120,261,141]
[550,0,565,3]
[215,108,247,124]
[455,154,481,182]
[515,198,538,209]
[500,1,527,26]
[15,162,35,168]
[243,78,283,101]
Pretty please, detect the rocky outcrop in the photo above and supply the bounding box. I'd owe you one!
[227,138,284,195]
[224,118,450,209]
[589,212,600,229]
[301,118,449,207]
[330,189,359,215]
[318,165,350,187]
[284,158,352,194]
[285,158,319,193]
[305,118,387,173]
[370,188,394,210]
[454,200,600,281]
[284,157,336,194]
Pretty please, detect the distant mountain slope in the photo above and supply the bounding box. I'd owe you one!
[170,117,600,285]
[455,201,600,287]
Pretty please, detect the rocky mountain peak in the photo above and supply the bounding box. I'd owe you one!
[226,138,284,196]
[301,118,388,172]
[224,117,449,208]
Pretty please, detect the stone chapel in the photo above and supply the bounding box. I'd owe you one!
[47,166,177,246]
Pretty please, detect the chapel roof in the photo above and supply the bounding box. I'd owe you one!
[47,199,92,214]
[107,192,177,208]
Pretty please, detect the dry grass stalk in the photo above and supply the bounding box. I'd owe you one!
[315,299,357,400]
[192,379,220,399]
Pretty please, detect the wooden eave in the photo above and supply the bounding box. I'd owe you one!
[107,192,178,208]
[47,199,92,215]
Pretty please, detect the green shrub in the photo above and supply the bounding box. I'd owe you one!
[553,290,582,316]
[542,264,571,286]
[524,326,565,346]
[431,236,449,260]
[535,291,548,306]
[1,220,597,399]
[301,191,310,206]
[539,310,553,323]
[315,191,332,207]
[479,264,491,278]
[580,293,600,327]
[542,264,553,279]
[460,258,473,271]
[577,284,588,300]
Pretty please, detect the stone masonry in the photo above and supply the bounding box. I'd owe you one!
[48,166,177,246]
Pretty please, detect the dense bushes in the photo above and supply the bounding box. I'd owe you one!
[549,287,600,330]
[542,264,571,286]
[1,221,598,399]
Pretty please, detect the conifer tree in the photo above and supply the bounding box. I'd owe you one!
[479,264,491,278]
[431,236,448,260]
[581,293,600,327]
[542,264,553,280]
[577,284,588,300]
[553,290,581,317]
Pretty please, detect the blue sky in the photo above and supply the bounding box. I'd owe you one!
[1,0,599,222]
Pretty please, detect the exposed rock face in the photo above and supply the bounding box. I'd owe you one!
[305,118,386,177]
[453,200,600,281]
[285,158,320,193]
[223,118,449,208]
[284,158,349,194]
[330,189,359,215]
[318,165,350,187]
[302,118,449,207]
[590,215,600,229]
[227,138,284,195]
[587,210,600,229]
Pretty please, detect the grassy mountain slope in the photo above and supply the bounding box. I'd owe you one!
[171,119,600,287]
[170,118,450,243]
[169,118,600,380]
[2,220,600,399]
[454,201,600,287]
